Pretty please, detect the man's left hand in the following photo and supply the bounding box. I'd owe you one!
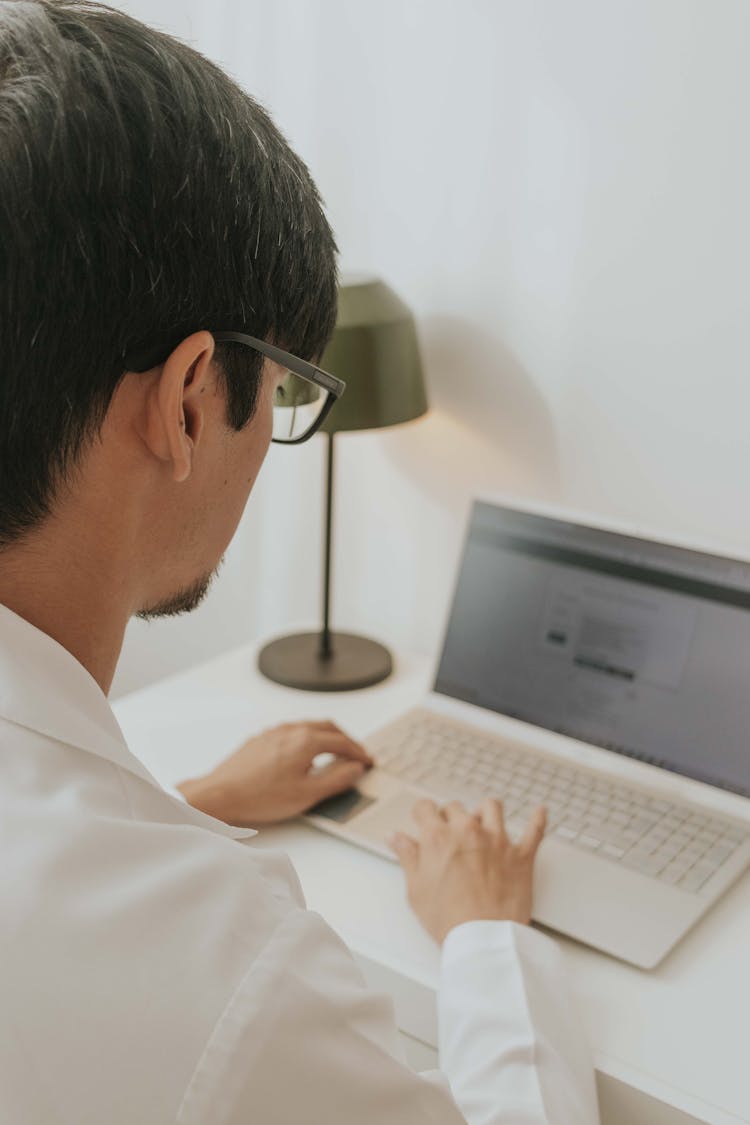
[176,721,373,827]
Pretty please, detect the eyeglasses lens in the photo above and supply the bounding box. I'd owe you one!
[272,372,327,442]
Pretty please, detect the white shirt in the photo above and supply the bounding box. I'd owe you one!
[0,604,599,1124]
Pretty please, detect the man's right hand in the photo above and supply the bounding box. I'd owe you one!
[389,797,547,945]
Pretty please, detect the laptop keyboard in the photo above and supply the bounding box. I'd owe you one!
[372,712,749,894]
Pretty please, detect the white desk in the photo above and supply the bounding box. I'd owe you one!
[112,642,750,1125]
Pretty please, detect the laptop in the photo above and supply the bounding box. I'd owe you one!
[306,499,750,969]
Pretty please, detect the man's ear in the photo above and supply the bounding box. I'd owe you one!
[143,331,216,483]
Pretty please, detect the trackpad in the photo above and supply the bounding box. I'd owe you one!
[338,789,421,846]
[308,787,376,824]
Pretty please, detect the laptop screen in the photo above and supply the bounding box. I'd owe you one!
[434,501,750,798]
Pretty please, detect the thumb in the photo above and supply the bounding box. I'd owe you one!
[310,758,365,800]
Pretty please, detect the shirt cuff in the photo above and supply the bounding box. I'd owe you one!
[441,918,563,972]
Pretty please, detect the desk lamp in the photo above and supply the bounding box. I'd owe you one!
[258,277,428,691]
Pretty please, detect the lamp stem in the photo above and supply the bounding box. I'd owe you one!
[320,430,335,660]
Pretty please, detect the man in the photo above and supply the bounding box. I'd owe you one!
[0,2,599,1122]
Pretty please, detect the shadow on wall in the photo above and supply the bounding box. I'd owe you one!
[382,314,561,511]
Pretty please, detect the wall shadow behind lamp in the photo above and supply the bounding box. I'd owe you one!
[258,277,428,691]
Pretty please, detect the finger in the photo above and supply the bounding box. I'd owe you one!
[305,720,369,752]
[308,757,366,800]
[412,798,441,826]
[295,728,374,768]
[317,729,373,766]
[478,797,507,838]
[517,805,547,858]
[387,831,419,873]
[443,800,473,827]
[305,719,351,741]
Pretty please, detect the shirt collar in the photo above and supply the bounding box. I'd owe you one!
[0,604,255,841]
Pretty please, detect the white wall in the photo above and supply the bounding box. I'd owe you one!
[111,0,750,697]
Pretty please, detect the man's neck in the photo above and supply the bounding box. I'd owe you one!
[0,528,131,696]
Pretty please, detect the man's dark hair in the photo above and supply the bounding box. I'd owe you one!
[0,0,337,545]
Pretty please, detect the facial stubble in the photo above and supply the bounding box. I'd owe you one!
[135,556,225,621]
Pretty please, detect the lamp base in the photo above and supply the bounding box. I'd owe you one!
[258,631,393,692]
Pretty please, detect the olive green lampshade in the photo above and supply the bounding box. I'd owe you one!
[320,277,428,433]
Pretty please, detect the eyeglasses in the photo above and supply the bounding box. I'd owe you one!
[212,331,346,445]
[123,330,346,445]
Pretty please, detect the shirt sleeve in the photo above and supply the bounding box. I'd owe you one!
[177,907,598,1125]
[438,920,600,1125]
[178,907,465,1125]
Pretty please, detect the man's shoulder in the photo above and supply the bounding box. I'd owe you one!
[0,715,307,994]
[0,720,309,1123]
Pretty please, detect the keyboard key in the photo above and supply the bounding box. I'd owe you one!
[545,797,566,811]
[598,828,635,850]
[704,842,736,865]
[629,815,659,835]
[624,852,669,877]
[659,863,689,885]
[652,846,688,864]
[679,863,716,892]
[399,764,427,781]
[653,840,682,861]
[555,824,579,841]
